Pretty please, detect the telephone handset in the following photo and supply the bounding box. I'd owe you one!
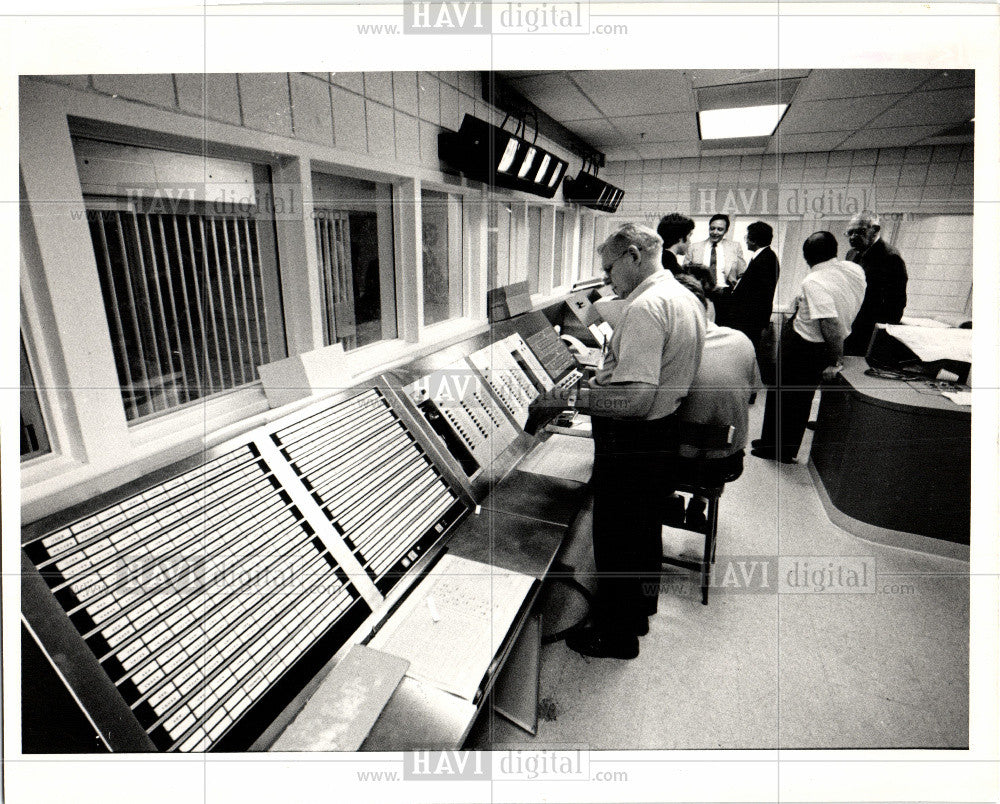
[560,334,589,357]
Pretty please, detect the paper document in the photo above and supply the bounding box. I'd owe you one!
[941,390,972,406]
[368,554,534,701]
[517,433,594,484]
[593,297,628,329]
[884,324,972,364]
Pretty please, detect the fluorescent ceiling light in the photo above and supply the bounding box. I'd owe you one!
[698,103,788,140]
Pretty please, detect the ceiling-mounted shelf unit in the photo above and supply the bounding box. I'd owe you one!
[562,170,625,213]
[438,114,568,198]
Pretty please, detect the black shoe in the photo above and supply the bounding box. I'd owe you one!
[751,447,797,464]
[751,439,769,451]
[623,614,649,636]
[685,497,708,531]
[566,628,639,660]
[663,493,685,526]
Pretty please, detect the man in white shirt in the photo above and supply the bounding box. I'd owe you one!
[752,231,866,463]
[537,223,705,659]
[688,213,747,290]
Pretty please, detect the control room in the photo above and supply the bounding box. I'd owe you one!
[11,53,989,781]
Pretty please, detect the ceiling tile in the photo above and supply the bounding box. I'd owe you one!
[688,69,811,89]
[866,88,975,129]
[505,73,604,120]
[603,145,643,161]
[836,125,944,150]
[570,70,696,116]
[612,113,697,142]
[767,131,852,154]
[561,118,621,146]
[919,70,975,92]
[637,142,701,159]
[777,94,904,135]
[792,69,935,102]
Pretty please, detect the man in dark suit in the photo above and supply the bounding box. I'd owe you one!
[722,221,779,373]
[843,211,908,356]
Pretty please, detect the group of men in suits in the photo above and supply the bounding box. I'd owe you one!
[657,212,780,378]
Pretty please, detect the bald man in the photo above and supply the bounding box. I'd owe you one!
[843,211,908,356]
[752,232,866,463]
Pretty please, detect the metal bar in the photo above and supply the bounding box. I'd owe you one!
[181,217,212,395]
[219,218,248,386]
[230,217,259,374]
[197,218,226,392]
[207,218,236,389]
[144,216,180,404]
[93,212,139,421]
[240,218,268,365]
[166,216,202,397]
[128,213,167,412]
[113,211,155,417]
[316,217,334,345]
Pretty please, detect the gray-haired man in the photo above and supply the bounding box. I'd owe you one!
[550,223,706,659]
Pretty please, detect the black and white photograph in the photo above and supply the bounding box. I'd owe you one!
[3,3,999,804]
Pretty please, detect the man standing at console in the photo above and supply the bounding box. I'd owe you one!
[752,232,866,463]
[843,210,908,355]
[559,223,705,659]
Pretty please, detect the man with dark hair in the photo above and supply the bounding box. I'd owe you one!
[725,220,779,371]
[656,212,695,275]
[752,231,866,463]
[688,213,746,290]
[843,210,908,355]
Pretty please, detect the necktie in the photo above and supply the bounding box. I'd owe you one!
[710,243,719,285]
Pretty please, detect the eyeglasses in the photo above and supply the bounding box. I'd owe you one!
[601,249,630,274]
[845,227,867,237]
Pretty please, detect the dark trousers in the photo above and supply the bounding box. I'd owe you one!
[759,328,828,459]
[590,414,678,629]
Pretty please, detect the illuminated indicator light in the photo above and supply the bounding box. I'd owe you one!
[497,138,519,173]
[518,147,537,178]
[533,154,551,183]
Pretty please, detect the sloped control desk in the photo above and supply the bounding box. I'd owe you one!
[21,310,591,753]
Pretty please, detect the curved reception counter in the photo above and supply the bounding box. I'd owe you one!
[809,357,971,550]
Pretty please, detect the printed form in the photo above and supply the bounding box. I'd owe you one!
[368,554,534,701]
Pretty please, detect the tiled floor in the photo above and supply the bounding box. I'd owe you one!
[469,397,970,750]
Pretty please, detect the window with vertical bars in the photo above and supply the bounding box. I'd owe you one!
[84,197,286,422]
[312,173,397,351]
[20,333,51,461]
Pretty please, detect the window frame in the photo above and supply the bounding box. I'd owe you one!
[419,187,467,328]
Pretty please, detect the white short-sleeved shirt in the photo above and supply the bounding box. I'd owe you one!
[595,270,706,420]
[676,324,761,458]
[792,258,867,343]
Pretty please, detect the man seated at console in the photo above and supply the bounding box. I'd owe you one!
[531,223,706,659]
[670,275,760,526]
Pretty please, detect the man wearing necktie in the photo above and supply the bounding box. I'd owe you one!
[688,214,747,327]
[689,214,747,291]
